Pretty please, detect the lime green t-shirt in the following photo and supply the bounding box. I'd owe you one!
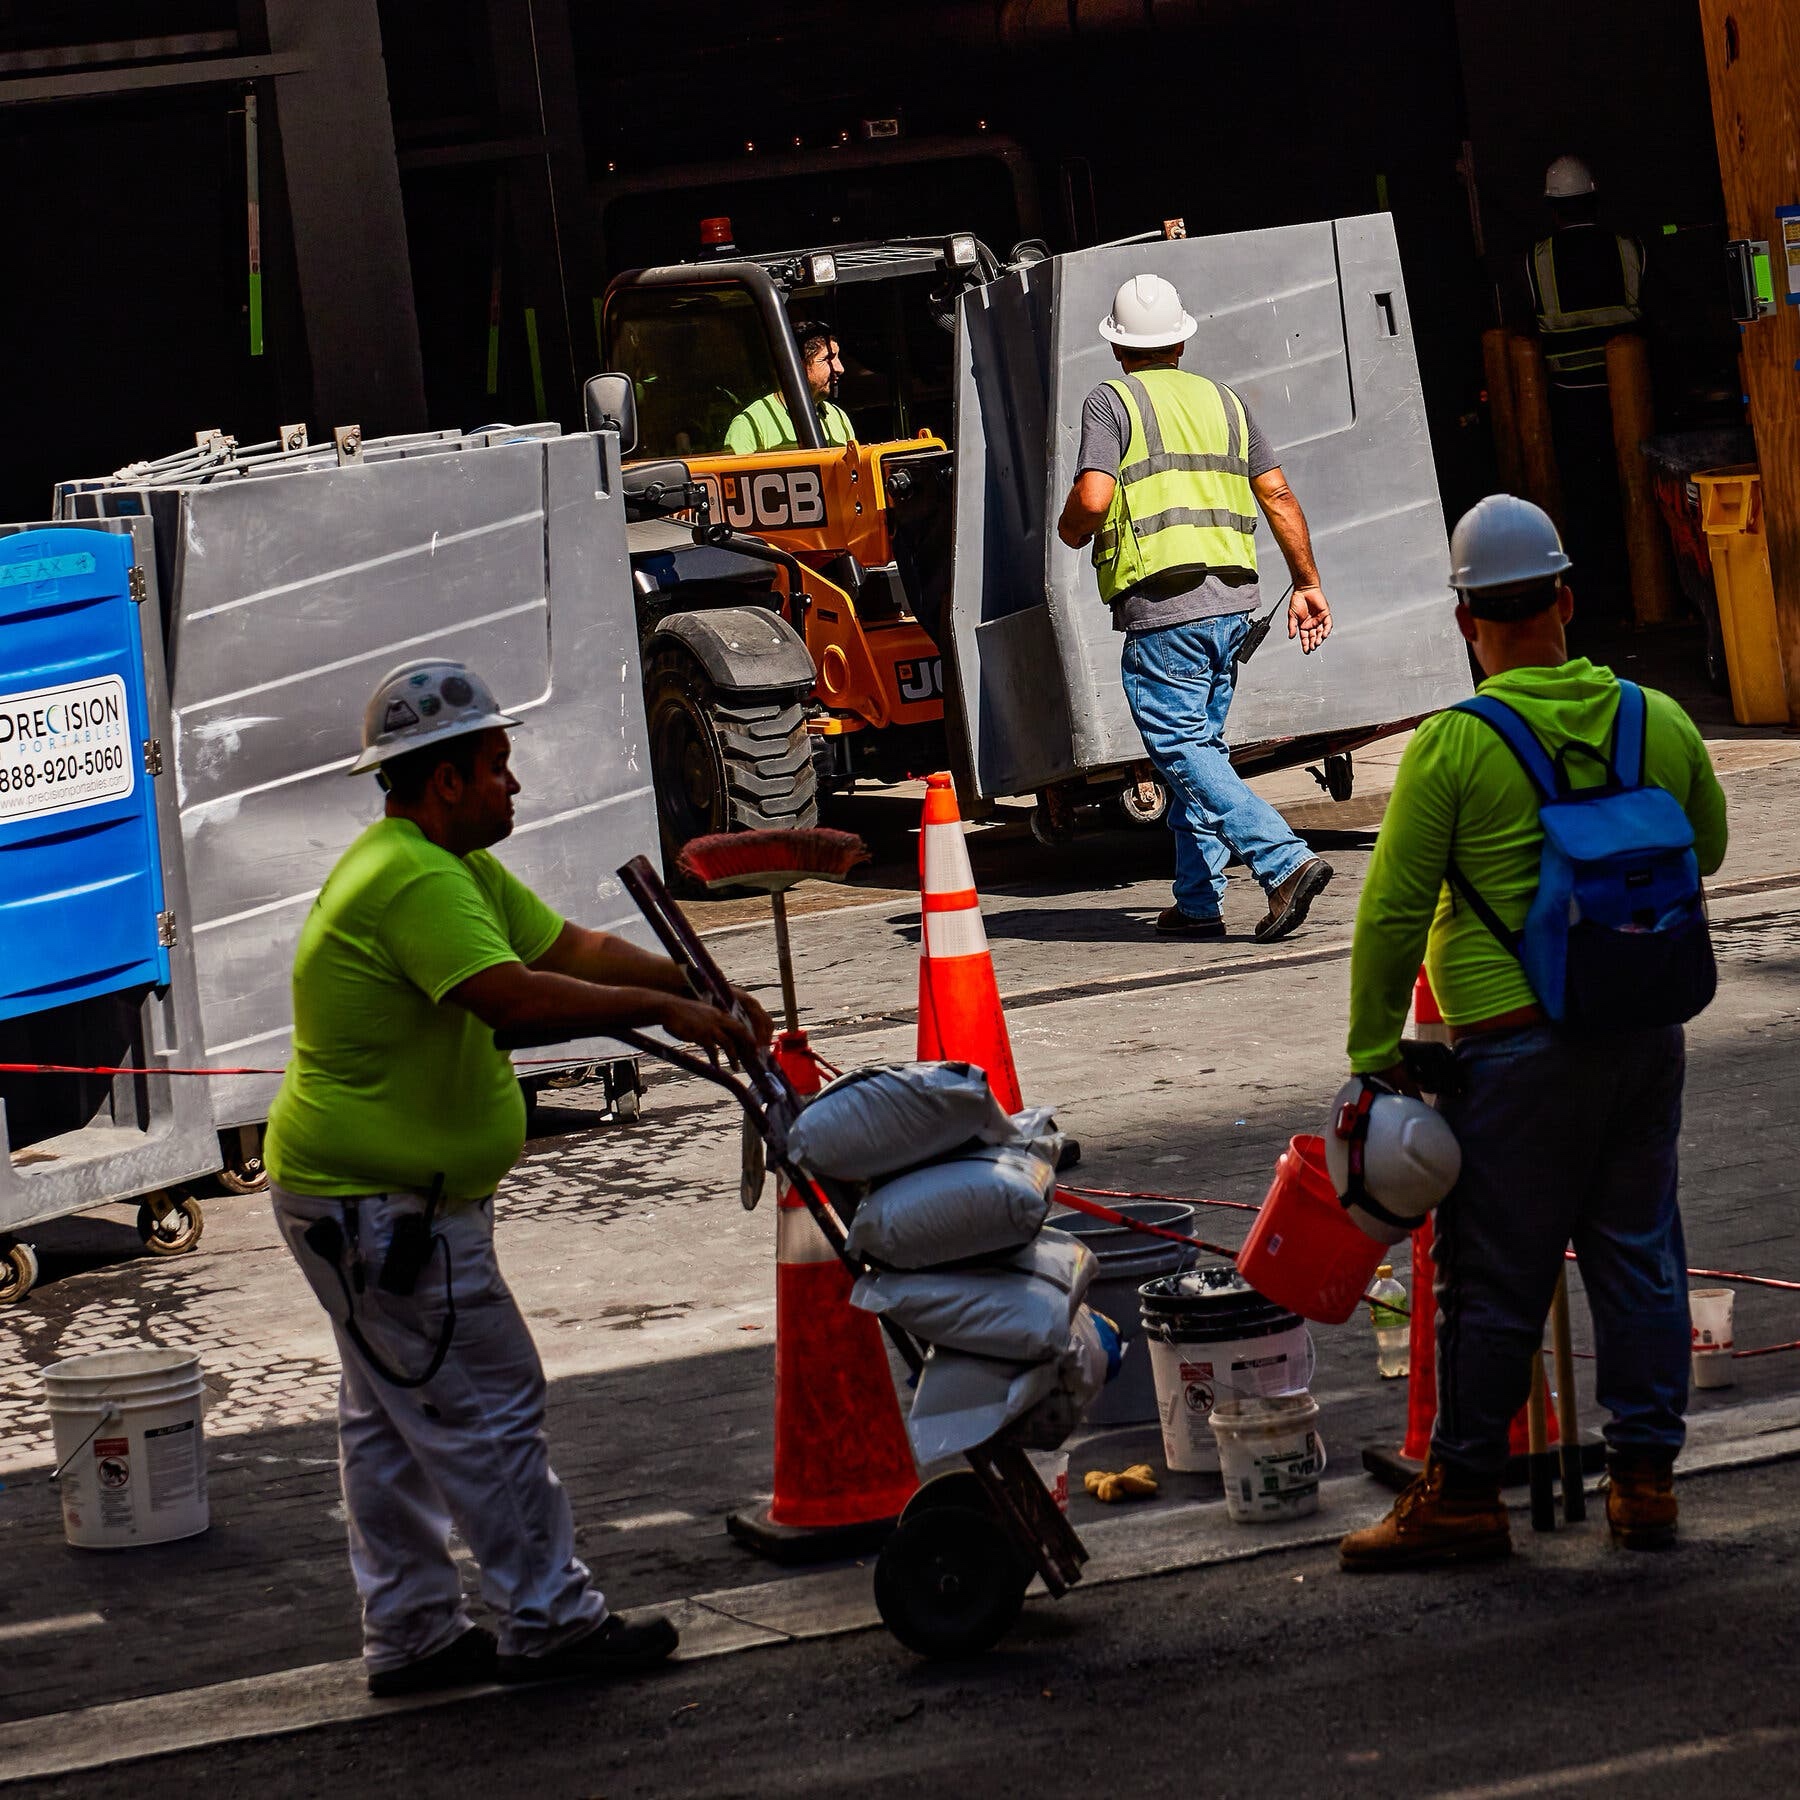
[1346,660,1728,1073]
[265,817,563,1201]
[723,392,855,455]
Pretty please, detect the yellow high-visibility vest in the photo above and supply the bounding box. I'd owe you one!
[723,392,855,455]
[1092,369,1257,605]
[1531,233,1643,384]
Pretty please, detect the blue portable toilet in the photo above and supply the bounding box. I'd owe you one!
[0,528,171,1020]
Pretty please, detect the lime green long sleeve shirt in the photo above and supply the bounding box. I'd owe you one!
[1347,659,1728,1073]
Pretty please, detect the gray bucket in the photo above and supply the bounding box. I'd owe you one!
[1049,1202,1197,1424]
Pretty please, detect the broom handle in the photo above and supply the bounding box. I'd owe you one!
[769,890,801,1035]
[1550,1268,1586,1523]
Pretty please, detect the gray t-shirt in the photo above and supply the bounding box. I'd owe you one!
[1077,375,1278,634]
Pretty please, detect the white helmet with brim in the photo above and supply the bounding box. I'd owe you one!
[347,659,520,776]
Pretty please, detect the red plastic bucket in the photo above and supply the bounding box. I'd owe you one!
[1236,1134,1385,1325]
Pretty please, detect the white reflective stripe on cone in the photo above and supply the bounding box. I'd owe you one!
[923,906,989,960]
[777,1197,838,1265]
[922,821,975,894]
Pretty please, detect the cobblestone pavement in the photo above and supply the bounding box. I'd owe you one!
[1,747,1797,1729]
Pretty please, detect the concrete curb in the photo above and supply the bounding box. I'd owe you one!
[4,1412,1798,1787]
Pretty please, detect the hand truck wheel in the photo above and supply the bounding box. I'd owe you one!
[874,1503,1029,1659]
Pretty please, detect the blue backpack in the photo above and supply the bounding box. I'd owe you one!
[1446,681,1716,1030]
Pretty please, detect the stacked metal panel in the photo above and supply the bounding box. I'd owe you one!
[946,214,1470,799]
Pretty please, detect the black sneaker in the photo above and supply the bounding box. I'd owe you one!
[495,1611,680,1685]
[368,1625,497,1698]
[1154,906,1226,938]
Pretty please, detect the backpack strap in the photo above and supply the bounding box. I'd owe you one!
[1453,694,1559,799]
[1443,694,1552,962]
[1610,680,1647,787]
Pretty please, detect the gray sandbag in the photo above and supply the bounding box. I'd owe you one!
[844,1143,1057,1268]
[786,1062,1015,1180]
[849,1230,1096,1361]
[907,1305,1116,1461]
[906,1348,1063,1464]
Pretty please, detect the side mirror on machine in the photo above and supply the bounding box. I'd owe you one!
[583,372,638,456]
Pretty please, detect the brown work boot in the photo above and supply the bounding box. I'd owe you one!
[1255,857,1333,943]
[1605,1448,1678,1551]
[1339,1456,1511,1572]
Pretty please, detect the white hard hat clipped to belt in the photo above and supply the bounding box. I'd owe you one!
[1098,273,1198,349]
[1325,1076,1463,1245]
[1544,155,1596,199]
[347,659,521,776]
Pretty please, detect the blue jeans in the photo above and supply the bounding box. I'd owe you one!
[1120,614,1311,918]
[1432,1024,1690,1475]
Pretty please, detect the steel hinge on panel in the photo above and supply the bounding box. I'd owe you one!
[143,739,163,775]
[156,912,178,948]
[128,565,147,604]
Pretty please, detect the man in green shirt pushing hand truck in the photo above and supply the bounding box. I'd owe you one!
[265,659,771,1696]
[1338,496,1726,1572]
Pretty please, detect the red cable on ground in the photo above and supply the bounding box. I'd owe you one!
[1059,1181,1259,1214]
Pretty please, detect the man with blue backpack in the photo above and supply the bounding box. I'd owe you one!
[1337,494,1727,1572]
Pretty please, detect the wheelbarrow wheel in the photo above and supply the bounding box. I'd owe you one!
[874,1504,1027,1659]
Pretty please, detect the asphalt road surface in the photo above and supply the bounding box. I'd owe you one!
[13,1452,1800,1800]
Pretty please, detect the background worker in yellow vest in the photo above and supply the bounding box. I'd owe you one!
[1525,155,1647,619]
[724,319,856,454]
[1056,273,1335,943]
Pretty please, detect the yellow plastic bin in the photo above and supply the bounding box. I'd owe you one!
[1694,465,1789,726]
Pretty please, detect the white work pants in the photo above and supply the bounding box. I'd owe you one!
[270,1185,605,1672]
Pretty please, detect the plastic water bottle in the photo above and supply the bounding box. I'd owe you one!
[1369,1264,1409,1380]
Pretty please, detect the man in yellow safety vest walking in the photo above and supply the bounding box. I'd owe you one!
[1057,273,1334,942]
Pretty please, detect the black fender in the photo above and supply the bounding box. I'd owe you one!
[648,607,815,696]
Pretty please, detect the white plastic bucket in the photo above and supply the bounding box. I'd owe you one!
[1027,1449,1070,1513]
[1689,1287,1736,1390]
[1145,1321,1314,1473]
[1209,1394,1326,1523]
[45,1347,209,1549]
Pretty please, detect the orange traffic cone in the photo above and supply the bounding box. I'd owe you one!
[726,1030,919,1563]
[915,773,1022,1112]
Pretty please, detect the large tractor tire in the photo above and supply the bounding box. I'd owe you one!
[645,647,817,873]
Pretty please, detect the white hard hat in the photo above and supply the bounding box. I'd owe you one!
[1544,155,1596,200]
[347,659,520,775]
[1449,494,1572,597]
[1325,1077,1462,1246]
[1098,274,1197,349]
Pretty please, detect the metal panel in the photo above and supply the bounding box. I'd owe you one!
[947,214,1470,798]
[149,429,657,1129]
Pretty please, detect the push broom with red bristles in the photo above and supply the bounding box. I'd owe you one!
[676,828,871,1032]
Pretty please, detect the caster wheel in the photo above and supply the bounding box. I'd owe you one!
[873,1504,1028,1659]
[218,1156,268,1196]
[1030,804,1074,849]
[614,1088,642,1124]
[1324,753,1354,803]
[0,1240,40,1305]
[137,1193,205,1256]
[1117,778,1168,827]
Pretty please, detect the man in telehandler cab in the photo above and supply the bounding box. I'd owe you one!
[724,319,856,454]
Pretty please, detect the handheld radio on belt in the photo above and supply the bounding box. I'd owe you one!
[1232,582,1294,672]
[302,1174,456,1388]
